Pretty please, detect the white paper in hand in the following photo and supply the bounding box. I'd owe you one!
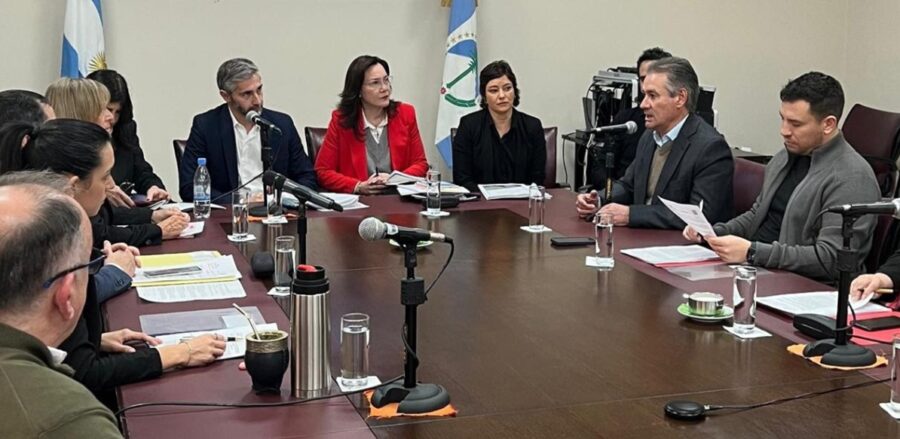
[659,197,716,237]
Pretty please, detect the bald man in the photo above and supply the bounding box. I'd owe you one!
[0,184,122,438]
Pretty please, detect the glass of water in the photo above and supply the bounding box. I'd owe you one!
[340,313,370,388]
[731,266,758,333]
[273,235,295,294]
[231,189,249,240]
[892,335,900,411]
[593,212,615,270]
[425,170,442,216]
[528,185,546,232]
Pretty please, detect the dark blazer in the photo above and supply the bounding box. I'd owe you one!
[91,202,162,248]
[452,108,546,192]
[875,249,900,308]
[111,120,166,194]
[607,114,733,229]
[60,275,162,406]
[179,104,316,201]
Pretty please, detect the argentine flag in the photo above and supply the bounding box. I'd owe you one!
[434,0,478,168]
[61,0,106,78]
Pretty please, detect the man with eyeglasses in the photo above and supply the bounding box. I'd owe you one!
[179,57,317,202]
[0,183,123,438]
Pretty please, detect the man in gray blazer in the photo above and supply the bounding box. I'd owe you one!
[685,72,879,283]
[575,57,733,229]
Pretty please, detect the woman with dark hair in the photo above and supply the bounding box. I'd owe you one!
[87,69,168,207]
[452,60,547,192]
[0,119,225,407]
[315,55,429,194]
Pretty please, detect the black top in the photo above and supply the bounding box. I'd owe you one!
[751,154,811,243]
[91,202,162,248]
[588,106,645,189]
[59,273,163,407]
[111,120,165,194]
[452,108,546,192]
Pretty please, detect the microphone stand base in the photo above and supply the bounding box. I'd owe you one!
[803,339,877,367]
[370,382,451,414]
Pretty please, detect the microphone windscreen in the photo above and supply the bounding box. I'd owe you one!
[358,217,385,241]
[262,170,276,186]
[245,110,260,121]
[250,252,274,279]
[625,120,638,134]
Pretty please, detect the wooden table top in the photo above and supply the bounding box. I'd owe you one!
[106,190,899,438]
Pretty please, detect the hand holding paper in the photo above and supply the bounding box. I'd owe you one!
[660,197,716,237]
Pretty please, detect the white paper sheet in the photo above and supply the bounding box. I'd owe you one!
[178,221,205,238]
[155,323,278,360]
[620,244,720,266]
[757,291,888,316]
[385,171,424,186]
[137,280,246,303]
[154,202,225,211]
[659,197,717,237]
[397,181,470,196]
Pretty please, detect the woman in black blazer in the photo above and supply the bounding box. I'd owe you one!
[87,69,169,207]
[452,60,546,193]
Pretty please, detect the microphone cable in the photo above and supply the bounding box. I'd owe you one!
[114,374,403,418]
[701,376,888,415]
[400,239,456,369]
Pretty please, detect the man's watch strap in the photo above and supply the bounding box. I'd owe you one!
[746,242,758,265]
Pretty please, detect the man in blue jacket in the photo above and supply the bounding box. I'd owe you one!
[179,58,316,201]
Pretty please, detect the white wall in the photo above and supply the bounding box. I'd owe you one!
[3,0,891,194]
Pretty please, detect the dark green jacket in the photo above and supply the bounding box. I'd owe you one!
[0,323,122,438]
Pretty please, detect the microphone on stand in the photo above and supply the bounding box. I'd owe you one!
[358,217,452,243]
[246,110,282,135]
[586,120,638,136]
[826,199,900,218]
[262,171,343,212]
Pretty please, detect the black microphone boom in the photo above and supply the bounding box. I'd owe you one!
[586,120,638,135]
[246,110,282,135]
[262,170,343,212]
[826,199,900,218]
[358,217,451,243]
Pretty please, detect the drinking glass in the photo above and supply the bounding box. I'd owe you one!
[425,170,442,216]
[593,212,614,270]
[340,313,370,388]
[528,185,546,232]
[731,266,758,333]
[273,236,295,294]
[231,189,249,240]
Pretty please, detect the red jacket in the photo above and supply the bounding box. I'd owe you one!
[315,102,429,193]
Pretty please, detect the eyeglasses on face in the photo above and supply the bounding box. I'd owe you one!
[42,253,107,289]
[364,75,393,90]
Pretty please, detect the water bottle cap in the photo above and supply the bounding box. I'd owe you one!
[198,157,207,166]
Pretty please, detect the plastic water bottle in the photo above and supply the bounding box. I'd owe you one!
[193,157,211,219]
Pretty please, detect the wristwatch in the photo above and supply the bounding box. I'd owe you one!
[746,242,758,265]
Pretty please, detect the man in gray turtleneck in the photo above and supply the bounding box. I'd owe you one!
[684,72,879,283]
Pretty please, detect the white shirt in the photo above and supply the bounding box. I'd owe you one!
[47,346,67,367]
[229,109,264,194]
[362,111,388,144]
[652,114,689,147]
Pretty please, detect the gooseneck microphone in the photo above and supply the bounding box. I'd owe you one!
[358,217,452,243]
[245,110,283,135]
[586,120,638,135]
[826,198,900,218]
[262,170,343,212]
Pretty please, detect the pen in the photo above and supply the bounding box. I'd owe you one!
[179,335,240,343]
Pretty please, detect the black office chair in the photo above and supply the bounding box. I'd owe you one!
[173,139,186,170]
[303,127,327,164]
[842,103,900,197]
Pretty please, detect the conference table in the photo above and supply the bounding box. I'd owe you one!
[107,189,899,438]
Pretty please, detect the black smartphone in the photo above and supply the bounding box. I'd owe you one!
[550,237,595,247]
[854,316,900,332]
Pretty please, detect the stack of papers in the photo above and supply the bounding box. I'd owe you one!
[287,192,368,211]
[477,183,553,200]
[155,323,279,360]
[133,252,245,303]
[385,171,424,186]
[396,181,470,196]
[140,306,266,335]
[153,202,226,211]
[620,245,720,267]
[757,291,888,316]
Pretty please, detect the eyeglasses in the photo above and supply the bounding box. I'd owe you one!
[42,253,107,289]
[364,75,393,90]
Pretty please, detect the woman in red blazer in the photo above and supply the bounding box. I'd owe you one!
[315,55,429,194]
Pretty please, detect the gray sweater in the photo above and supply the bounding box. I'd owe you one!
[714,132,879,282]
